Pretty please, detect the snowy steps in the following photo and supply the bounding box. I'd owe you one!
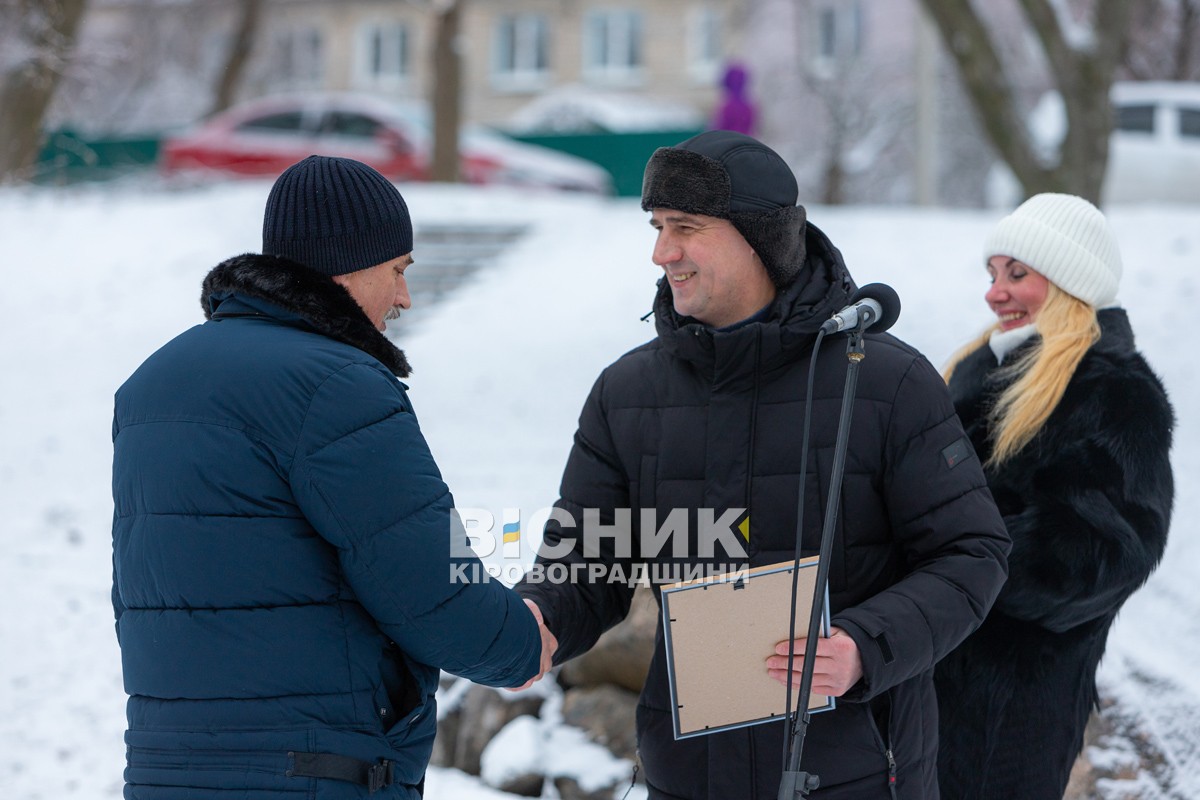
[395,222,531,330]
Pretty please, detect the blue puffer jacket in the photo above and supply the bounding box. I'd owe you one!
[112,254,539,799]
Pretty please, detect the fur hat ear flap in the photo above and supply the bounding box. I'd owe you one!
[730,205,806,288]
[641,147,732,218]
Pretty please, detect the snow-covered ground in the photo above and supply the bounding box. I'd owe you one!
[1,179,1197,799]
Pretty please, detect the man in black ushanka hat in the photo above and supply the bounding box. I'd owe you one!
[517,131,1010,799]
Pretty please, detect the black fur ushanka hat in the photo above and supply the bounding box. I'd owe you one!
[641,130,807,288]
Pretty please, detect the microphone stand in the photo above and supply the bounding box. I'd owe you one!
[778,325,869,800]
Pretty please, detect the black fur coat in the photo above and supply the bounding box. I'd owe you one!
[935,308,1174,799]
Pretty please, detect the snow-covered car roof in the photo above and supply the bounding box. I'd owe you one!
[1111,81,1200,107]
[505,84,704,134]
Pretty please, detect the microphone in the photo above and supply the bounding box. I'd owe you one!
[820,283,901,334]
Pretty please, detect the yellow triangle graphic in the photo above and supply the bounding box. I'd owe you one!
[738,515,750,542]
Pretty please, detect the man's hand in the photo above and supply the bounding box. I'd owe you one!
[765,626,863,697]
[510,599,558,691]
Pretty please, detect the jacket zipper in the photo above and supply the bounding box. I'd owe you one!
[872,690,899,799]
[745,327,763,550]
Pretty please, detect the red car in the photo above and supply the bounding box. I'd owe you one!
[160,92,613,193]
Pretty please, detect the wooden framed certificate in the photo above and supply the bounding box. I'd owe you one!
[660,558,835,739]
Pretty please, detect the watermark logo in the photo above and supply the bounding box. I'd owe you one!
[449,560,751,587]
[450,507,751,585]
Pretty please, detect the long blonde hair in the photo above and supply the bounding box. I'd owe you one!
[943,283,1100,466]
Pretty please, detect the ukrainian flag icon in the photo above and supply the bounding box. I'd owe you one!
[502,518,521,559]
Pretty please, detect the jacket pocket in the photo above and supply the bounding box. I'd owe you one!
[124,729,303,791]
[376,641,422,731]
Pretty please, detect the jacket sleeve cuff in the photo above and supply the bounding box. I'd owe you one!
[829,616,885,703]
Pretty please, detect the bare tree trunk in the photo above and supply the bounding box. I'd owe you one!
[918,0,1049,194]
[1174,0,1198,80]
[0,0,90,183]
[209,0,263,118]
[430,0,462,183]
[919,0,1135,204]
[820,145,845,205]
[1019,0,1132,202]
[814,84,849,205]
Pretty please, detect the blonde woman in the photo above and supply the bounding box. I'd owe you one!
[934,194,1175,799]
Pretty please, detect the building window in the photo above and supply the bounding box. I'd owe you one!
[814,1,863,71]
[1114,104,1156,134]
[818,8,837,60]
[1177,107,1200,139]
[583,10,643,85]
[688,7,722,83]
[492,13,550,89]
[358,23,411,89]
[275,26,324,86]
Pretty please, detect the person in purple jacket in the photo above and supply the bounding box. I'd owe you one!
[712,62,757,136]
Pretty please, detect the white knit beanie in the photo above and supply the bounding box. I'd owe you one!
[983,193,1122,308]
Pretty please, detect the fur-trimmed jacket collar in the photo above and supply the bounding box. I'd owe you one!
[200,253,411,377]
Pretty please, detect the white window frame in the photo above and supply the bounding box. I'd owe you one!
[355,21,412,91]
[687,7,722,84]
[491,13,551,91]
[274,26,325,88]
[582,9,644,87]
[812,0,863,76]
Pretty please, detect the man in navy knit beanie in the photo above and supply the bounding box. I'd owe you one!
[261,154,417,330]
[111,155,556,798]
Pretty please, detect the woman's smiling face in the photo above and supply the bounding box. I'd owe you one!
[985,255,1050,331]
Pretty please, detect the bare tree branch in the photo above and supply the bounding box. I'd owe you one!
[919,0,1137,203]
[918,0,1048,192]
[1122,0,1200,82]
[1091,0,1137,77]
[1017,0,1076,77]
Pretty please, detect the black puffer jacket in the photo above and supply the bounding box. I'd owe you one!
[935,308,1174,800]
[518,225,1010,799]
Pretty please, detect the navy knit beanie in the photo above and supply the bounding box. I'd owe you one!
[641,130,807,288]
[262,155,414,276]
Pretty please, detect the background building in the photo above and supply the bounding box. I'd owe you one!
[31,0,1199,205]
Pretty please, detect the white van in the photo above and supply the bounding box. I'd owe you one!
[1103,81,1200,204]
